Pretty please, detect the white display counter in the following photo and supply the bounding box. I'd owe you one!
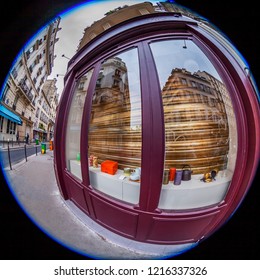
[70,160,140,204]
[70,160,232,210]
[158,172,232,210]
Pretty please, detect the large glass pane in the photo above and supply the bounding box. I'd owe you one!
[66,69,94,180]
[88,48,142,203]
[150,39,237,210]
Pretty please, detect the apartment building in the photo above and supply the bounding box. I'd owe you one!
[0,17,60,143]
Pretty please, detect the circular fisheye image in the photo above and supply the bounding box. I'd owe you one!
[0,0,259,260]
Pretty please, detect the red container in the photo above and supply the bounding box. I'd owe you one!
[169,168,176,181]
[101,160,118,175]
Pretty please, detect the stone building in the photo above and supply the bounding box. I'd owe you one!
[77,2,155,50]
[34,79,59,142]
[76,1,211,51]
[0,17,61,143]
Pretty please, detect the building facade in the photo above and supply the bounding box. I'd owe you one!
[0,17,60,144]
[77,1,210,51]
[77,2,155,50]
[34,79,59,142]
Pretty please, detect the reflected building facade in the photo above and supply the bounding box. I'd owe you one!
[162,68,230,174]
[88,56,141,170]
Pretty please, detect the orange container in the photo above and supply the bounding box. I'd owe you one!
[101,160,118,175]
[49,140,53,150]
[169,168,176,181]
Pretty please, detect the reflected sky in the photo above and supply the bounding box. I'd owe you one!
[150,39,222,89]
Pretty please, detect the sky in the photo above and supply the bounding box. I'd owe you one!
[48,0,159,96]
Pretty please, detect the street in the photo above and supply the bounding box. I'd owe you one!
[0,143,50,169]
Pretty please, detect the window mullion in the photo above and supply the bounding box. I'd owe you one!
[137,41,165,212]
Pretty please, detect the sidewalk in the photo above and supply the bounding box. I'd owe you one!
[3,150,194,259]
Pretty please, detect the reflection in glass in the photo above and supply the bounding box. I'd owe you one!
[88,48,142,203]
[66,70,94,180]
[150,40,237,210]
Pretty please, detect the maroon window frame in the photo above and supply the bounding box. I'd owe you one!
[54,14,260,244]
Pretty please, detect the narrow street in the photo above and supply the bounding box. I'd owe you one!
[0,143,49,168]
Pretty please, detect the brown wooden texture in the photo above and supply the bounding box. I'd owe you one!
[88,63,230,174]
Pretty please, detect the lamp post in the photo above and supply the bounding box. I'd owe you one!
[61,54,71,60]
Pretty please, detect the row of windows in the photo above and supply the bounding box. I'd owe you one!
[42,100,50,114]
[29,54,42,73]
[40,111,48,124]
[25,37,45,60]
[180,77,212,93]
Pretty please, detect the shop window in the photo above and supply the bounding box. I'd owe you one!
[88,48,142,203]
[6,120,16,135]
[150,39,237,210]
[66,69,94,180]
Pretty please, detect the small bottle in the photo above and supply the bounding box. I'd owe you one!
[169,168,176,181]
[93,156,98,168]
[163,169,169,185]
[174,170,183,185]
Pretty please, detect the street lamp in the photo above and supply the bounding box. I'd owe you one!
[61,54,71,60]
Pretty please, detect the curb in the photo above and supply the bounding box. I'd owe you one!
[2,149,52,171]
[0,144,42,151]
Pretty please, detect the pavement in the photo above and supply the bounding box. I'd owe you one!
[2,149,194,260]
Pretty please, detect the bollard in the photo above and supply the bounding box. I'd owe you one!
[7,140,12,170]
[24,144,27,162]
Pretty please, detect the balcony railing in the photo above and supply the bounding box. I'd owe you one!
[18,80,34,102]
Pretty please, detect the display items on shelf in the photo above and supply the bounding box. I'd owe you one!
[163,169,170,185]
[93,156,98,168]
[129,167,141,182]
[169,167,176,181]
[101,160,118,175]
[123,168,131,177]
[200,169,219,183]
[182,165,192,181]
[174,170,183,185]
[88,155,94,166]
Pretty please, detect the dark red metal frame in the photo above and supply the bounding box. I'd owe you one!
[54,13,260,244]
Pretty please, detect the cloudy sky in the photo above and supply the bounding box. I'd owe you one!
[48,0,159,95]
